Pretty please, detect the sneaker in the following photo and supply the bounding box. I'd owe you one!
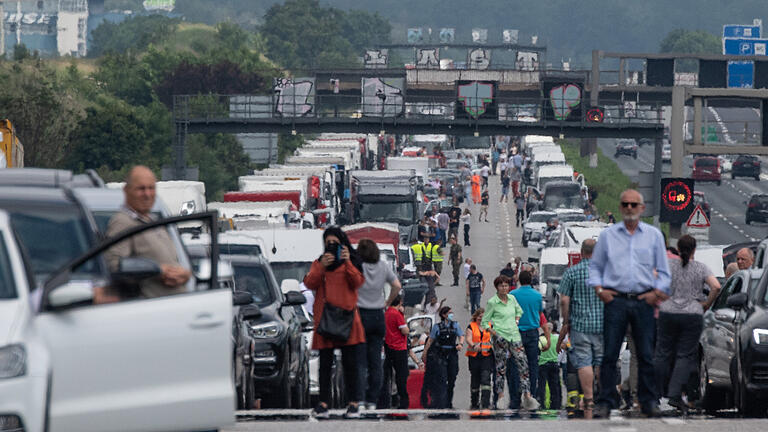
[365,402,377,411]
[522,394,540,411]
[344,403,360,419]
[592,403,610,419]
[312,403,330,419]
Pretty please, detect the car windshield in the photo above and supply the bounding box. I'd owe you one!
[9,206,98,279]
[269,261,312,285]
[559,213,586,223]
[540,264,568,281]
[543,190,585,210]
[528,213,554,223]
[696,158,716,167]
[232,264,275,307]
[220,244,262,256]
[0,238,16,299]
[539,177,573,189]
[358,202,415,225]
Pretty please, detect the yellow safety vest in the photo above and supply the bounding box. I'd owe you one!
[411,243,424,262]
[430,243,443,262]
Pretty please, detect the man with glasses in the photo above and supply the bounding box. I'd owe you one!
[588,189,670,418]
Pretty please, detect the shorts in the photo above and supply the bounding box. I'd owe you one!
[501,186,509,196]
[570,330,603,369]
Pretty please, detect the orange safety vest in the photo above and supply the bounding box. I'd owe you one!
[466,321,492,357]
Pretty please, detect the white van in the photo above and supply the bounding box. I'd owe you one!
[535,164,575,191]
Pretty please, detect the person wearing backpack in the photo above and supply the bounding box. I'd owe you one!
[421,306,465,409]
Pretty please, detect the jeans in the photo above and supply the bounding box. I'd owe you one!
[520,329,540,397]
[383,347,410,408]
[358,308,386,404]
[516,209,525,226]
[538,362,562,409]
[469,290,482,314]
[597,296,657,409]
[319,344,361,406]
[463,224,471,246]
[654,312,703,400]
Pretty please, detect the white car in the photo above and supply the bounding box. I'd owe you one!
[522,211,556,247]
[662,143,671,163]
[0,211,235,432]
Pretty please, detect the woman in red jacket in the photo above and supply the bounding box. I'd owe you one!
[304,226,366,418]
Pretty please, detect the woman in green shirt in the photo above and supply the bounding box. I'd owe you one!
[481,275,539,411]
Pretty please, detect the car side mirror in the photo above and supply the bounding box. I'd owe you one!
[113,257,162,282]
[233,290,253,306]
[726,292,748,310]
[239,304,262,320]
[284,290,307,306]
[48,281,95,309]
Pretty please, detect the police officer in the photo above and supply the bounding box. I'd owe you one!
[466,307,493,409]
[421,306,465,409]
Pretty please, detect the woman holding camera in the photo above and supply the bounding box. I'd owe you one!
[304,226,366,418]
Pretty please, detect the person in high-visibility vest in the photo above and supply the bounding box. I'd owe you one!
[411,240,425,266]
[429,241,443,286]
[465,307,493,410]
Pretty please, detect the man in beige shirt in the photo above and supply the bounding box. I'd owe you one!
[105,165,191,298]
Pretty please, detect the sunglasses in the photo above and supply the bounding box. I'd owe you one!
[621,202,641,208]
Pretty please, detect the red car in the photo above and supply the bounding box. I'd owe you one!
[692,156,721,185]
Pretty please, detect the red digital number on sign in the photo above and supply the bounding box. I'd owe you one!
[662,180,692,211]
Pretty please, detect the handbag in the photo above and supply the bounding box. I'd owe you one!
[316,273,356,341]
[317,302,355,341]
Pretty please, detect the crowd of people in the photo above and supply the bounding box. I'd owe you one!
[304,131,739,419]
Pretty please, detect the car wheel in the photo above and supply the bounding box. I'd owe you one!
[736,374,767,417]
[756,175,761,181]
[717,180,722,186]
[732,173,736,179]
[632,153,637,159]
[699,354,727,414]
[746,217,751,225]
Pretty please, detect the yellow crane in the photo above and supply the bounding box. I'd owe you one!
[0,119,23,168]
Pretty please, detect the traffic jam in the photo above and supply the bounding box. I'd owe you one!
[1,131,768,432]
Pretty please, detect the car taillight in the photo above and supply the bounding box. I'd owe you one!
[754,162,760,166]
[749,203,758,208]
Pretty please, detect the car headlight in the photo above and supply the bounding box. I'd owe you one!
[250,321,282,339]
[0,344,26,379]
[753,329,768,345]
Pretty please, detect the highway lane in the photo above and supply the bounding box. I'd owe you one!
[597,138,766,245]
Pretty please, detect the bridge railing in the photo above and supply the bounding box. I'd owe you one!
[172,94,665,127]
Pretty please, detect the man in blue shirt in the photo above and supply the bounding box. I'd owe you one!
[588,189,670,418]
[510,270,545,406]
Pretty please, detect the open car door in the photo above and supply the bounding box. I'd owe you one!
[36,212,234,432]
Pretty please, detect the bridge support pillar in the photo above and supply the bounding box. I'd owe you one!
[670,86,685,177]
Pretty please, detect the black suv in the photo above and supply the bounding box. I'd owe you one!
[732,155,762,180]
[700,269,768,417]
[227,254,310,408]
[746,194,768,225]
[614,139,638,159]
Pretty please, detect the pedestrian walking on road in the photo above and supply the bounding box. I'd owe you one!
[589,190,671,418]
[510,167,522,199]
[356,239,403,410]
[481,164,490,189]
[305,226,366,419]
[499,262,516,280]
[538,322,562,410]
[466,265,485,314]
[466,308,494,409]
[472,174,482,204]
[515,195,525,226]
[449,236,463,287]
[461,208,472,246]
[654,235,720,413]
[510,270,549,403]
[383,295,413,409]
[500,174,511,203]
[448,200,462,241]
[482,276,540,411]
[557,239,602,416]
[463,258,472,309]
[422,306,465,409]
[479,191,490,222]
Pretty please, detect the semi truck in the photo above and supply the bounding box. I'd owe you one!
[347,170,421,245]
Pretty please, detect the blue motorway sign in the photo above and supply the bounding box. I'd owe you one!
[723,24,761,39]
[723,38,768,55]
[728,60,754,88]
